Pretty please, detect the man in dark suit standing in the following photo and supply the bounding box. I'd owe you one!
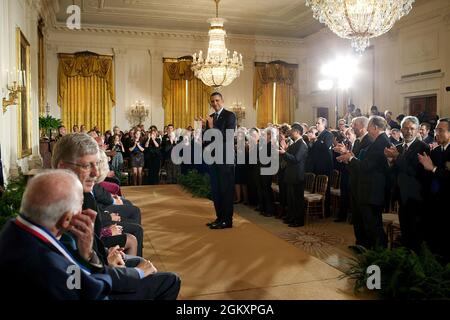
[309,117,334,216]
[419,122,434,145]
[338,116,391,249]
[384,116,431,251]
[334,116,372,245]
[418,118,450,262]
[204,92,237,229]
[279,123,308,227]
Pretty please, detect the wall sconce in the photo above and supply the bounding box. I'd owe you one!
[126,100,150,126]
[231,101,246,125]
[2,70,25,113]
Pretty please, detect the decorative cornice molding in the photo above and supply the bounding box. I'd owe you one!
[50,24,304,48]
[395,71,445,84]
[112,47,127,56]
[444,13,450,26]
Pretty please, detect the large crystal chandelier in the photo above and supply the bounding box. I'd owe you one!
[191,0,243,87]
[305,0,415,53]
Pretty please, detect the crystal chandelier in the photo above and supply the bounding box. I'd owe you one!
[305,0,415,53]
[191,0,243,87]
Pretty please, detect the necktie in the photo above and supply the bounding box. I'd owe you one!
[403,144,408,152]
[213,112,219,125]
[353,139,361,157]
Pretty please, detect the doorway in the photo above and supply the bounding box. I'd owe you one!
[315,107,329,122]
[408,95,437,122]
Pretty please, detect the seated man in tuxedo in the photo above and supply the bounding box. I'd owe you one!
[0,170,112,299]
[418,118,450,263]
[384,116,431,251]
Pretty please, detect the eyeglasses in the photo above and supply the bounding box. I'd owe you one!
[65,161,100,171]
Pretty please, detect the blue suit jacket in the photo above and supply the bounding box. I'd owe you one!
[0,219,112,300]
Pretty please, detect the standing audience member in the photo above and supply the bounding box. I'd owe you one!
[384,116,431,251]
[280,123,308,227]
[129,130,145,186]
[309,117,334,217]
[418,118,450,263]
[385,110,400,129]
[337,116,391,249]
[389,128,403,146]
[144,128,162,185]
[419,122,434,144]
[109,134,125,178]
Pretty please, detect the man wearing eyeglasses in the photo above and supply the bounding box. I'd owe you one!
[51,133,180,299]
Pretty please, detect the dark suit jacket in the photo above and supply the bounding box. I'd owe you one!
[0,219,111,300]
[206,108,237,135]
[283,139,308,184]
[60,233,142,294]
[309,130,334,174]
[205,108,236,163]
[393,139,431,204]
[423,135,434,144]
[389,136,402,147]
[430,145,450,200]
[349,133,391,206]
[93,184,114,214]
[353,134,373,159]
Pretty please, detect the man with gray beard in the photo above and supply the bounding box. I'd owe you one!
[384,116,431,251]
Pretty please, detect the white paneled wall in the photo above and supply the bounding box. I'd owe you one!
[0,0,42,181]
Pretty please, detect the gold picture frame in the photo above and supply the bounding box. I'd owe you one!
[17,27,32,159]
[38,19,46,116]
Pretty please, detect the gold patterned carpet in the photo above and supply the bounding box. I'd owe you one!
[234,204,357,273]
[122,185,370,300]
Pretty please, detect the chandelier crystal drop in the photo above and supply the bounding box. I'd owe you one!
[305,0,415,53]
[192,0,243,87]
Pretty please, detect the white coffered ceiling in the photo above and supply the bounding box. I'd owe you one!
[47,0,325,38]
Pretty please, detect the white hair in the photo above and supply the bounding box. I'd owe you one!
[401,116,420,129]
[96,150,109,183]
[20,170,83,228]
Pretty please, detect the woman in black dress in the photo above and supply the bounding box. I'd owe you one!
[129,130,145,185]
[144,128,162,184]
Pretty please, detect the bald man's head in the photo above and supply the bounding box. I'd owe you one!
[20,170,83,228]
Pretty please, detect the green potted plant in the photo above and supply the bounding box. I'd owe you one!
[343,245,450,299]
[0,173,27,231]
[39,115,62,140]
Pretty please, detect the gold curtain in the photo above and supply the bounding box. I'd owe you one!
[253,61,298,127]
[58,52,115,132]
[256,83,274,128]
[163,58,212,128]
